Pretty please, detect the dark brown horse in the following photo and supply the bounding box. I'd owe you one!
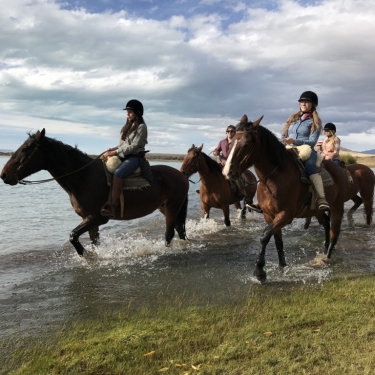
[180,144,257,226]
[304,162,375,228]
[223,117,348,281]
[0,129,189,256]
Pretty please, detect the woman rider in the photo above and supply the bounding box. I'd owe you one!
[281,91,329,210]
[101,99,148,218]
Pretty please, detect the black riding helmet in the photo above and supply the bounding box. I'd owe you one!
[324,122,336,133]
[124,99,144,116]
[298,91,318,106]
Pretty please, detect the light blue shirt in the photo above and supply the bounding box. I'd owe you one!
[280,117,319,149]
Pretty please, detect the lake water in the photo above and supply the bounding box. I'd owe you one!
[1,155,375,346]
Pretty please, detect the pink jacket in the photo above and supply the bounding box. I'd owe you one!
[321,137,341,160]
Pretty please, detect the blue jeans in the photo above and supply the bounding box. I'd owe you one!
[113,155,140,178]
[304,150,318,176]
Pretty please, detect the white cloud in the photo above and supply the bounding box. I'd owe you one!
[0,0,374,155]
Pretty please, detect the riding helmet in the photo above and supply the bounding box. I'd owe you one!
[124,99,144,116]
[324,122,336,133]
[298,91,318,106]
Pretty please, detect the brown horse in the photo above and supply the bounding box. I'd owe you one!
[180,144,257,226]
[223,117,348,281]
[304,162,375,228]
[0,129,189,256]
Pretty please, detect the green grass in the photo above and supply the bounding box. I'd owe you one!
[3,276,375,375]
[340,154,358,165]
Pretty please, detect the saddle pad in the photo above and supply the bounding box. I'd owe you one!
[122,176,151,190]
[102,160,146,189]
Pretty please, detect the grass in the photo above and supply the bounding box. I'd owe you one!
[3,276,375,375]
[340,154,358,165]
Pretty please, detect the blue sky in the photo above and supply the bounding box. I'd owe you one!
[1,0,375,155]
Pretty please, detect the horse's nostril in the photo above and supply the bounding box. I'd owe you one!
[0,172,6,181]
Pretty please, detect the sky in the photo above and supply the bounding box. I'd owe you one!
[1,0,375,155]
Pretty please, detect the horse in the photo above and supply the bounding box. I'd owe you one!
[304,162,375,228]
[180,144,257,226]
[222,116,348,281]
[0,129,189,256]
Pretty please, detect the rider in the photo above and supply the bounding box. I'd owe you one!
[320,122,342,166]
[249,91,329,213]
[101,99,148,218]
[213,125,236,166]
[213,125,251,213]
[281,91,329,210]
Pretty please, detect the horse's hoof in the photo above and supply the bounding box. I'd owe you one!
[254,269,267,283]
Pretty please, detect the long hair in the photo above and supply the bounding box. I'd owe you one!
[120,112,146,141]
[281,107,322,137]
[323,131,340,151]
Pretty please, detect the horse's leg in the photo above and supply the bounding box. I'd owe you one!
[360,188,374,225]
[201,202,210,219]
[304,217,312,230]
[89,226,100,246]
[70,216,109,256]
[233,201,246,219]
[326,206,344,258]
[222,205,231,226]
[316,212,331,250]
[347,195,362,227]
[175,197,188,240]
[254,223,275,282]
[274,229,286,268]
[362,196,374,226]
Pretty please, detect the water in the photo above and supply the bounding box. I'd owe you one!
[1,155,374,345]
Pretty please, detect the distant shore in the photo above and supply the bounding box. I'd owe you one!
[2,151,375,167]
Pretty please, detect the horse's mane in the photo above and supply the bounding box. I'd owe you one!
[188,146,223,174]
[252,125,296,167]
[201,151,223,174]
[29,132,92,164]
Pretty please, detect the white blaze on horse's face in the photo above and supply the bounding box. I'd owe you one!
[222,139,238,179]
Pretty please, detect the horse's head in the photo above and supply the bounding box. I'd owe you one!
[180,144,203,178]
[223,116,263,180]
[1,129,46,185]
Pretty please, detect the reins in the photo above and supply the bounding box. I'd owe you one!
[18,151,106,185]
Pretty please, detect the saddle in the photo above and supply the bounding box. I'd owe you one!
[102,156,152,190]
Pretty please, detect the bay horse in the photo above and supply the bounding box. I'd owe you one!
[180,144,257,226]
[223,116,348,281]
[0,129,189,256]
[304,162,375,228]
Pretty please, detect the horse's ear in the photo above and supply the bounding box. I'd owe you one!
[252,116,264,128]
[240,114,248,123]
[190,144,195,149]
[36,129,46,142]
[197,144,203,152]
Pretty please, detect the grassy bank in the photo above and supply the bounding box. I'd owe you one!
[3,276,375,374]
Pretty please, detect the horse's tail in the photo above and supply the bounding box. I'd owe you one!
[175,195,189,240]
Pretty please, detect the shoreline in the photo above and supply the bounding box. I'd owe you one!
[2,152,375,167]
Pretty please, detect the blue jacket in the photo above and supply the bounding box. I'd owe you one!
[281,116,319,149]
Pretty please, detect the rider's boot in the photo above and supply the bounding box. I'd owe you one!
[309,173,330,211]
[101,176,123,218]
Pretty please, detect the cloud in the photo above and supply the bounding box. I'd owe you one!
[0,0,374,155]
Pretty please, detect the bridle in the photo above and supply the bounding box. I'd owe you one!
[184,147,203,183]
[16,138,105,185]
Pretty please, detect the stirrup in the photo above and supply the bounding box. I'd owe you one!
[101,203,115,217]
[316,199,330,211]
[246,203,263,213]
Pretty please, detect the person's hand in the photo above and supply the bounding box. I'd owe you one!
[103,150,118,159]
[213,150,218,156]
[283,137,295,145]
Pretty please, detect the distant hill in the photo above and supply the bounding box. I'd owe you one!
[358,149,375,155]
[0,149,13,153]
